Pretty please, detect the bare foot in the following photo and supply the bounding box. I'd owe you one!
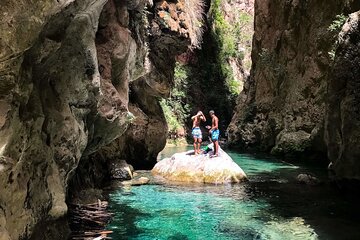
[210,154,218,158]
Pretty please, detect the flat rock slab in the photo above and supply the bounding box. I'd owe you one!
[152,146,247,184]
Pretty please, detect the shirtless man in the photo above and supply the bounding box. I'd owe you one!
[206,110,220,157]
[191,111,206,155]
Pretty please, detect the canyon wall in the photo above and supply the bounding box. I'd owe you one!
[161,0,254,139]
[0,0,201,239]
[228,0,360,177]
[325,11,360,180]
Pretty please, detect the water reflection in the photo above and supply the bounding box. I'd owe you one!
[106,146,360,240]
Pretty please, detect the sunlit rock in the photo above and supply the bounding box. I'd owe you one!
[0,0,204,238]
[152,145,247,184]
[121,177,150,186]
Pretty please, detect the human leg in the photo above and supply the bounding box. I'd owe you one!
[214,140,219,156]
[198,138,202,154]
[211,129,220,157]
[193,138,198,154]
[192,127,202,154]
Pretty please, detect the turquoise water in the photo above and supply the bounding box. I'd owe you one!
[107,146,360,240]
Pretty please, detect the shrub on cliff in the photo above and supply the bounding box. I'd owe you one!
[160,63,191,138]
[210,0,253,96]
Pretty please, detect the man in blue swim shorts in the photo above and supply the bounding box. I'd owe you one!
[191,111,206,155]
[206,110,220,157]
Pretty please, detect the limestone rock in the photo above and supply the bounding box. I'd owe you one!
[152,146,247,184]
[228,0,359,162]
[89,0,205,170]
[0,0,201,238]
[108,160,133,180]
[0,1,112,238]
[271,131,311,157]
[121,177,150,186]
[325,11,360,180]
[296,174,319,185]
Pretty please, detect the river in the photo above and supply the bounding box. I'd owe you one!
[105,145,360,240]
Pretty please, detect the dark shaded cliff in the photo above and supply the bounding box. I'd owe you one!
[228,0,360,179]
[161,0,254,139]
[0,0,202,239]
[325,11,360,180]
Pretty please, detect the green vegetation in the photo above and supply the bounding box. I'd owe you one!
[161,0,255,141]
[160,63,191,137]
[328,14,347,60]
[184,0,206,48]
[160,100,182,134]
[258,48,286,79]
[328,14,347,32]
[210,0,253,96]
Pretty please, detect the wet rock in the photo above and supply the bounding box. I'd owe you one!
[296,174,319,185]
[108,160,133,180]
[121,177,150,186]
[271,131,311,157]
[71,189,104,205]
[152,145,247,184]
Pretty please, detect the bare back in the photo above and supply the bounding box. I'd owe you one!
[193,116,203,128]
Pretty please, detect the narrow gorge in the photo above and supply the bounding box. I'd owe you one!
[0,0,360,239]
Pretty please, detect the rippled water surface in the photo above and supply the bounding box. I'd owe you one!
[107,145,360,240]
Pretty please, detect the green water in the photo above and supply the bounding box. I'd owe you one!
[107,146,360,240]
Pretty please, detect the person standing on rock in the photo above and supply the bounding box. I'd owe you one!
[207,110,219,157]
[191,111,206,155]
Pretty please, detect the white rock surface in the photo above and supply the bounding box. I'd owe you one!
[152,145,247,184]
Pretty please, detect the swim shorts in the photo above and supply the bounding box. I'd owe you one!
[211,129,220,141]
[192,127,202,139]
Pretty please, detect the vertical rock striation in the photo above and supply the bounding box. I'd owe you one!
[0,0,201,238]
[325,11,360,180]
[228,0,360,166]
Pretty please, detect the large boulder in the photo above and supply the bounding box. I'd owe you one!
[152,146,247,184]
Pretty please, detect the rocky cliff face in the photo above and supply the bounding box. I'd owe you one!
[160,0,254,138]
[325,11,360,180]
[0,0,201,239]
[228,1,360,176]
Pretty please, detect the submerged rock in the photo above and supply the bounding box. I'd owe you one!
[296,174,319,185]
[152,145,247,184]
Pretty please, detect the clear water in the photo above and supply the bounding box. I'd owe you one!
[107,145,360,240]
